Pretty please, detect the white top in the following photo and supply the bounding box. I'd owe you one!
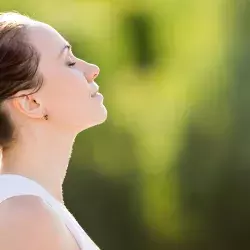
[0,174,100,250]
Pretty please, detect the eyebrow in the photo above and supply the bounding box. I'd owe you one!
[58,44,71,58]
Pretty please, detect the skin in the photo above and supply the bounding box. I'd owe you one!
[0,20,107,249]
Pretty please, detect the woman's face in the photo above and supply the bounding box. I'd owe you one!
[27,22,107,132]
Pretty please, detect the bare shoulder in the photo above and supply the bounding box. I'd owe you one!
[0,196,71,250]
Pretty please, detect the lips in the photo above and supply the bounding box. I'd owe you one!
[91,88,99,97]
[90,82,100,97]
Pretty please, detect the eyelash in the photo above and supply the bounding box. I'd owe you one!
[67,61,76,67]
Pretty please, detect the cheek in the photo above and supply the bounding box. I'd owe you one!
[40,68,91,118]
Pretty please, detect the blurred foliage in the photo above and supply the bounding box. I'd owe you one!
[1,0,250,249]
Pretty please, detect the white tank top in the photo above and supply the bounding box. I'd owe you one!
[0,174,100,250]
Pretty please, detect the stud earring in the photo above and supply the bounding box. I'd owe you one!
[43,114,48,120]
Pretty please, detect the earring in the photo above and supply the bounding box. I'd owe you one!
[43,114,48,120]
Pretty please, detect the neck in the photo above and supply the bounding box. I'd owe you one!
[0,124,76,203]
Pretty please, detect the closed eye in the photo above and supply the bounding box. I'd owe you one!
[67,61,76,67]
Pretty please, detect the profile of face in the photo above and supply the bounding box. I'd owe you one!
[13,22,107,134]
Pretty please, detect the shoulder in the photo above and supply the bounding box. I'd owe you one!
[0,195,69,250]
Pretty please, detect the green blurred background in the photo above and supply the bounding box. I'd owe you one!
[2,0,250,249]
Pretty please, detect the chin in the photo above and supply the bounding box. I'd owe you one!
[94,108,108,126]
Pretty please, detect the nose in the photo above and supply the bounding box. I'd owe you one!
[84,63,100,83]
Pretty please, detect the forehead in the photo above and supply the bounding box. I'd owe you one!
[27,22,67,57]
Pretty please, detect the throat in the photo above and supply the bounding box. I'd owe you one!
[0,129,76,203]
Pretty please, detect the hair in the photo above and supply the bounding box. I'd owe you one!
[0,12,43,150]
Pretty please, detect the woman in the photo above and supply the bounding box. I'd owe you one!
[0,12,107,249]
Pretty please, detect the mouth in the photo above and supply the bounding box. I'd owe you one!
[91,87,99,98]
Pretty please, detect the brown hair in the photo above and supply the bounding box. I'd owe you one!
[0,12,43,149]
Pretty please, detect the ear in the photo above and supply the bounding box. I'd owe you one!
[12,94,45,119]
